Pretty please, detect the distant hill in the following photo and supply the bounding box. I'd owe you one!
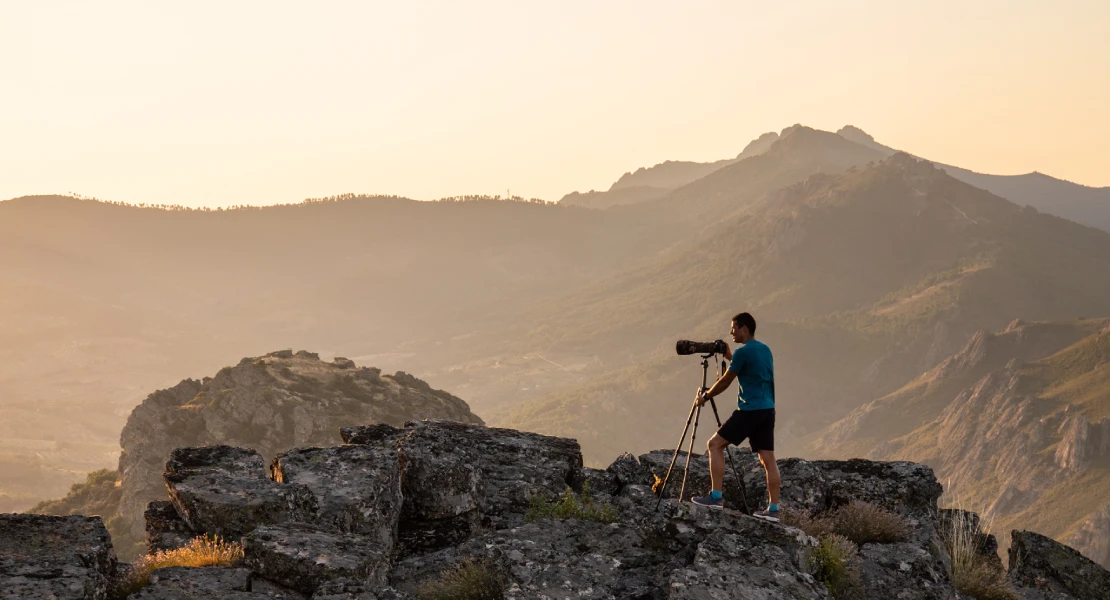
[813,319,1110,568]
[833,126,1110,233]
[558,131,779,209]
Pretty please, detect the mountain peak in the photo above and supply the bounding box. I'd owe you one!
[837,125,876,144]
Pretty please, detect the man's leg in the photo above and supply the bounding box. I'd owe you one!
[758,450,780,505]
[707,433,729,493]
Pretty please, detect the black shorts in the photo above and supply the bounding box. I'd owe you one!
[716,408,775,452]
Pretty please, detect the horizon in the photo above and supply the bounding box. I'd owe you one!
[2,1,1108,208]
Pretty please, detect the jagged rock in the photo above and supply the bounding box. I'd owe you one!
[164,446,318,539]
[251,577,310,599]
[855,542,957,599]
[243,523,390,595]
[1008,530,1110,598]
[938,508,1001,571]
[130,566,252,599]
[392,421,583,555]
[0,514,117,600]
[311,580,410,600]
[272,445,402,548]
[333,357,356,369]
[605,451,652,488]
[116,353,482,553]
[580,467,619,497]
[144,500,194,553]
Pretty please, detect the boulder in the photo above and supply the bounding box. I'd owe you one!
[855,541,958,599]
[164,446,318,539]
[637,449,754,511]
[130,566,253,599]
[1008,530,1110,598]
[272,445,403,549]
[0,514,116,600]
[243,523,390,595]
[144,500,195,553]
[339,424,403,446]
[391,421,583,555]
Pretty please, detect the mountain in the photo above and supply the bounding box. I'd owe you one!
[29,350,479,561]
[558,130,780,209]
[813,319,1110,568]
[832,126,1110,233]
[497,152,1110,467]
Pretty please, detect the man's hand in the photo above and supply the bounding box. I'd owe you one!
[695,387,709,407]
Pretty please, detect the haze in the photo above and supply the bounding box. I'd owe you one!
[2,0,1108,208]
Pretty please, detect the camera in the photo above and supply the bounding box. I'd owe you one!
[675,339,728,355]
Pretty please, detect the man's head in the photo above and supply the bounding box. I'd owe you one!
[730,312,756,344]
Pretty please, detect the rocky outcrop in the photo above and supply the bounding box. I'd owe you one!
[1008,530,1110,598]
[8,420,1110,599]
[112,350,481,557]
[0,514,117,600]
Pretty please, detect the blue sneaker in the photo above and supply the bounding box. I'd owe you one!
[753,508,781,522]
[691,494,725,509]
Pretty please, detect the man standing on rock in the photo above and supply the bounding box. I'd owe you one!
[690,312,781,521]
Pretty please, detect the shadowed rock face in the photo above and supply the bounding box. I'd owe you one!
[115,351,482,554]
[7,421,1110,599]
[0,514,117,600]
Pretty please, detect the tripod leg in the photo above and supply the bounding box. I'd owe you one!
[654,398,699,509]
[709,398,751,514]
[678,402,702,503]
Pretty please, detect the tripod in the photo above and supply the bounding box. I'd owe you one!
[654,353,750,513]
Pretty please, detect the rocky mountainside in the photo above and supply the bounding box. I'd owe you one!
[5,420,1110,599]
[815,319,1110,568]
[32,351,481,562]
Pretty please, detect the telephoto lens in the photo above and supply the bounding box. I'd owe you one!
[675,340,726,355]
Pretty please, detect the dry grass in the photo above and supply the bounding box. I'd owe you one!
[940,510,1016,600]
[416,558,507,600]
[782,501,910,546]
[525,482,618,524]
[108,535,244,600]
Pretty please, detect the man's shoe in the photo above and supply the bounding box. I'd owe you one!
[753,508,781,522]
[691,494,725,509]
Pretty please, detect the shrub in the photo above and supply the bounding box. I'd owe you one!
[525,482,618,524]
[783,501,909,546]
[416,558,507,600]
[940,511,1016,600]
[108,535,244,599]
[829,500,911,545]
[809,534,860,598]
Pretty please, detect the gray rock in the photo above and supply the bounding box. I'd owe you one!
[1008,529,1110,598]
[130,566,251,598]
[393,421,583,555]
[144,500,194,553]
[311,580,411,600]
[605,451,653,488]
[0,514,117,600]
[638,449,754,511]
[340,424,403,446]
[333,357,356,369]
[252,576,310,598]
[856,542,959,599]
[164,446,318,539]
[272,445,402,549]
[244,523,390,595]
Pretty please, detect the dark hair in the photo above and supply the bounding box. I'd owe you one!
[732,312,756,335]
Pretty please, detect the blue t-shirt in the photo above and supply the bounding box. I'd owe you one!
[728,339,775,411]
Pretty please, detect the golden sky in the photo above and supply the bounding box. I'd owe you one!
[2,1,1107,207]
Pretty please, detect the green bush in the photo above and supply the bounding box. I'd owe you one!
[809,534,860,598]
[525,482,618,524]
[416,558,506,600]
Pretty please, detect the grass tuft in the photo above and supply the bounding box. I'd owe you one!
[809,533,861,599]
[416,558,507,600]
[525,482,618,524]
[108,535,244,600]
[940,510,1016,600]
[782,501,910,546]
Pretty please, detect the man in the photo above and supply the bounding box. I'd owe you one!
[690,312,781,522]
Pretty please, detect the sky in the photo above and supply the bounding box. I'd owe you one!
[1,1,1108,208]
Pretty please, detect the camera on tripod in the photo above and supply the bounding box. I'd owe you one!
[675,339,728,356]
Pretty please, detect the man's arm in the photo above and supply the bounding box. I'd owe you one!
[696,370,736,406]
